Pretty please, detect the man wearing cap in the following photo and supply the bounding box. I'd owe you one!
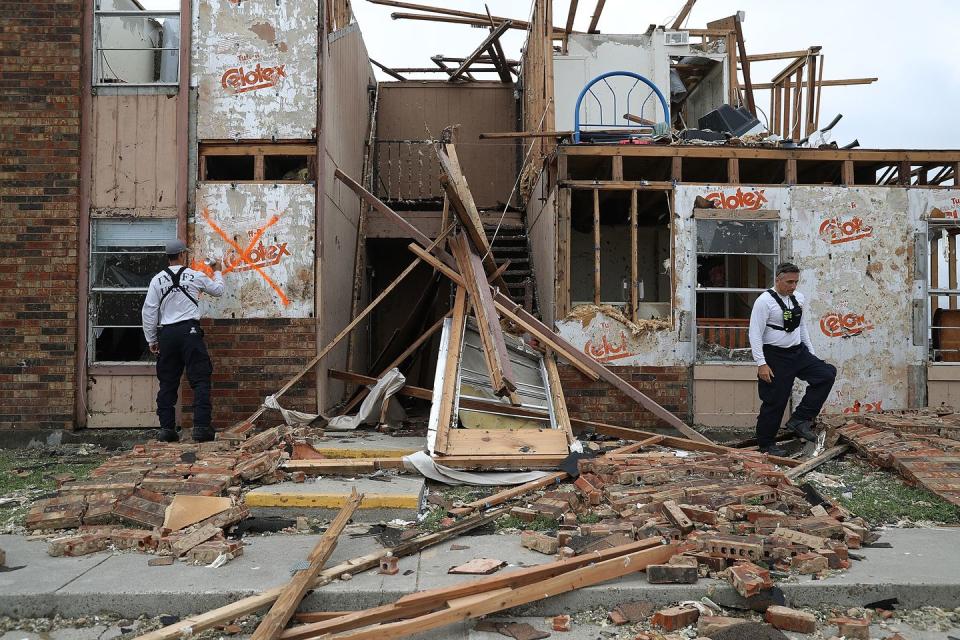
[748,262,836,456]
[141,239,225,442]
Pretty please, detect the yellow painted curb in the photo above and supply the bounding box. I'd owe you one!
[311,448,419,459]
[244,492,421,509]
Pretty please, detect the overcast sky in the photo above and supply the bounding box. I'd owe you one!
[349,0,960,150]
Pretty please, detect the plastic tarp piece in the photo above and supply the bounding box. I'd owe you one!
[262,394,325,426]
[403,450,551,486]
[326,368,407,431]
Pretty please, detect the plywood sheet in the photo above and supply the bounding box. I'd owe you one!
[194,0,318,140]
[444,428,569,456]
[87,375,159,428]
[194,184,315,318]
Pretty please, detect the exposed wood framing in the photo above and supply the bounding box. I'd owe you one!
[520,0,556,197]
[433,286,468,454]
[784,445,849,481]
[482,7,514,83]
[750,77,877,90]
[592,189,601,304]
[449,20,512,81]
[335,168,711,444]
[543,350,575,445]
[734,16,755,116]
[587,0,606,33]
[250,489,363,640]
[369,58,406,81]
[449,234,518,399]
[630,189,638,321]
[562,0,579,53]
[670,0,697,30]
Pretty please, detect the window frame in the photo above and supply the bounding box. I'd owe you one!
[93,2,181,88]
[88,217,179,365]
[927,218,960,362]
[694,208,781,362]
[198,143,318,184]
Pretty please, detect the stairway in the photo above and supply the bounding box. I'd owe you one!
[485,222,535,312]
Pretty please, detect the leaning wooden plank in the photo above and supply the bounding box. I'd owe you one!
[367,0,534,31]
[587,0,606,32]
[251,489,364,640]
[450,234,517,398]
[449,20,512,81]
[785,445,848,481]
[543,350,575,445]
[670,0,697,29]
[284,455,568,473]
[316,543,677,640]
[282,538,664,639]
[433,286,468,455]
[132,508,506,640]
[333,169,708,442]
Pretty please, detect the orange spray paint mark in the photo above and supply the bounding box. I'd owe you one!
[201,208,290,307]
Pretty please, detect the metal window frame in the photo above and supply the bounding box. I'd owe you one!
[93,6,181,87]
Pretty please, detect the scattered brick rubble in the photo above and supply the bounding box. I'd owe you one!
[509,445,878,596]
[840,414,960,506]
[22,426,307,563]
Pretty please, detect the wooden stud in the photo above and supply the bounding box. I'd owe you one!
[792,68,803,140]
[630,189,638,321]
[561,180,674,190]
[726,32,739,107]
[250,489,363,640]
[814,54,825,131]
[899,160,912,186]
[449,234,518,398]
[433,286,468,454]
[734,16,755,116]
[543,350,575,445]
[253,154,265,181]
[842,160,854,186]
[670,0,697,29]
[671,156,682,182]
[772,84,781,137]
[593,189,601,304]
[557,188,571,318]
[563,0,578,53]
[727,158,740,184]
[587,0,606,33]
[805,54,817,136]
[785,159,797,185]
[611,155,623,181]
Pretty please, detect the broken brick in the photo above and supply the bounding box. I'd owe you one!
[25,495,86,530]
[551,614,571,632]
[109,529,157,552]
[647,561,698,584]
[378,555,399,575]
[791,552,829,575]
[829,616,870,640]
[651,605,699,631]
[727,561,773,598]
[186,539,242,565]
[48,533,110,557]
[697,616,747,637]
[765,605,817,633]
[509,506,539,523]
[113,489,170,529]
[148,555,174,566]
[520,530,558,555]
[661,500,694,534]
[172,523,222,557]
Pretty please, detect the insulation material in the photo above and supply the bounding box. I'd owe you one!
[193,0,317,140]
[403,451,551,486]
[789,187,923,415]
[326,368,407,431]
[194,184,314,318]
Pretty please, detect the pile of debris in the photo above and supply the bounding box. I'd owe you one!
[21,426,316,563]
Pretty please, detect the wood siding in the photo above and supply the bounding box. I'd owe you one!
[90,93,179,215]
[376,82,517,209]
[527,172,556,326]
[693,365,763,428]
[86,374,159,428]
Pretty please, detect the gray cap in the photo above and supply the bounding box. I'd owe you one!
[165,239,188,256]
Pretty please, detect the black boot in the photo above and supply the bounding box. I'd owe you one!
[760,444,788,457]
[192,428,215,443]
[785,416,817,442]
[157,427,180,443]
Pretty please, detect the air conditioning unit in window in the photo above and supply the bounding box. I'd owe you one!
[664,30,689,46]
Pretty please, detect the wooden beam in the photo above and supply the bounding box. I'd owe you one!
[559,145,960,163]
[132,508,506,640]
[482,8,513,83]
[670,0,697,30]
[593,189,601,305]
[587,0,606,33]
[785,445,849,481]
[449,20,512,81]
[842,160,854,185]
[734,16,755,116]
[390,11,569,36]
[369,0,531,30]
[746,48,819,62]
[543,350,575,445]
[281,539,664,640]
[804,54,817,136]
[250,489,363,640]
[750,77,877,90]
[449,234,518,398]
[369,58,407,81]
[434,286,468,454]
[726,31,739,107]
[563,0,579,50]
[630,189,638,321]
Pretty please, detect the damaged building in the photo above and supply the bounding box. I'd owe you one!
[4,0,960,456]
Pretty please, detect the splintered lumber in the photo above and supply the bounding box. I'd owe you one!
[449,471,568,516]
[449,20,512,81]
[670,0,697,29]
[543,351,575,445]
[131,507,506,640]
[333,168,710,444]
[282,539,667,639]
[785,445,849,480]
[449,234,517,398]
[301,542,677,639]
[367,0,533,31]
[587,0,606,33]
[250,489,363,640]
[433,286,468,454]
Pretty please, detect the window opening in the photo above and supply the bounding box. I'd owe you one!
[90,218,178,363]
[929,216,960,361]
[94,0,180,86]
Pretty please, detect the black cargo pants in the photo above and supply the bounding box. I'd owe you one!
[756,343,836,448]
[156,319,214,438]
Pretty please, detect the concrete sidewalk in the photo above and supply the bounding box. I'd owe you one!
[1,528,959,620]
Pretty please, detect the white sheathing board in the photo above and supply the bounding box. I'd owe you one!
[194,184,314,318]
[554,33,671,134]
[194,0,318,140]
[789,187,922,415]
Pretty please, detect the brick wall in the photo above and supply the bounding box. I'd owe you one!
[0,1,82,429]
[558,364,691,431]
[181,319,318,430]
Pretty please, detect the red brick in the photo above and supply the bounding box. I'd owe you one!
[551,615,571,632]
[651,606,699,631]
[765,606,817,633]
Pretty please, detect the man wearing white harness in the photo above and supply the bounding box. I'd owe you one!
[748,262,836,456]
[141,239,225,442]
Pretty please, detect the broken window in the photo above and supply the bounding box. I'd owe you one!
[568,189,671,321]
[695,212,779,362]
[94,0,180,86]
[928,217,960,361]
[90,218,177,363]
[199,144,316,183]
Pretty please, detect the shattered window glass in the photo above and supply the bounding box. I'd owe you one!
[696,219,776,255]
[94,2,180,86]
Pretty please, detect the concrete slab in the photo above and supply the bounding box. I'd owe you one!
[307,433,424,459]
[244,475,425,522]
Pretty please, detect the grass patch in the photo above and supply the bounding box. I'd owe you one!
[577,513,601,524]
[812,459,960,525]
[495,514,557,532]
[418,506,448,532]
